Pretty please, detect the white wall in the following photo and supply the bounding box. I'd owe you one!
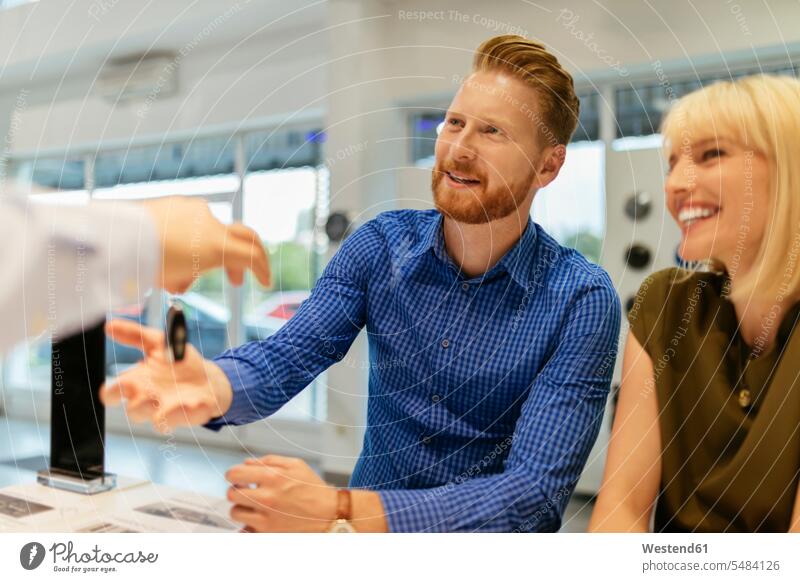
[1,0,328,154]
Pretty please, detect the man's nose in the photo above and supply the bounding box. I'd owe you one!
[451,130,478,162]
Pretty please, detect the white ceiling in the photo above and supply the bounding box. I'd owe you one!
[0,0,327,88]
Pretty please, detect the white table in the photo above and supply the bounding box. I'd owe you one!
[0,477,237,533]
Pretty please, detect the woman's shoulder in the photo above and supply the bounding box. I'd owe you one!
[634,267,720,306]
[627,267,722,346]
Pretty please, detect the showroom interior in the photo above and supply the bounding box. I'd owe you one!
[1,0,799,533]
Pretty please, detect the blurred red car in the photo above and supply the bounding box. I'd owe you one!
[243,290,311,341]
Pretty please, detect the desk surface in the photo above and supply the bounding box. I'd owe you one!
[0,478,237,533]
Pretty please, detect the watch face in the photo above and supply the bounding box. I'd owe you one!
[329,519,356,533]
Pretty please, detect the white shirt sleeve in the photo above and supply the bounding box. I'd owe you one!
[0,196,159,354]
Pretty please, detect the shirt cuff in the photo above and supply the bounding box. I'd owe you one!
[377,488,452,533]
[204,356,265,431]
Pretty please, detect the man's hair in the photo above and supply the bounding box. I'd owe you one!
[472,35,579,145]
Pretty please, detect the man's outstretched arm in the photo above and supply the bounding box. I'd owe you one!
[101,222,379,432]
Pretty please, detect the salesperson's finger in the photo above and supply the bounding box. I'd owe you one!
[106,319,164,356]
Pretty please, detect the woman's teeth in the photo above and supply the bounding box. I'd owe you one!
[678,206,719,226]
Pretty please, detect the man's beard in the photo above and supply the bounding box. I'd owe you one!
[431,159,535,225]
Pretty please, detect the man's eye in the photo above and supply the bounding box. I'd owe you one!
[447,118,461,126]
[485,126,500,135]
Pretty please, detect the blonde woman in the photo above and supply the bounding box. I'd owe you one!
[590,75,800,532]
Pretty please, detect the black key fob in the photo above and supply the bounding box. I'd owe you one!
[165,303,187,362]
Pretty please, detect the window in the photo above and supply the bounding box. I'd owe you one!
[573,92,601,143]
[7,156,87,192]
[532,140,605,263]
[241,166,327,420]
[243,126,323,172]
[0,0,39,11]
[614,63,800,140]
[93,137,237,188]
[1,125,328,426]
[409,110,446,167]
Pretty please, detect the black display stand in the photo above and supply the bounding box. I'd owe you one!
[37,319,116,494]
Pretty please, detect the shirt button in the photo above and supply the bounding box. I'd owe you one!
[421,435,432,446]
[441,338,450,349]
[431,394,441,403]
[461,282,469,291]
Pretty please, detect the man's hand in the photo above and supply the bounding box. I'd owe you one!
[143,196,271,294]
[99,319,233,433]
[226,455,338,533]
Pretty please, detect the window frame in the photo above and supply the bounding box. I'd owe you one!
[404,52,800,165]
[0,124,330,461]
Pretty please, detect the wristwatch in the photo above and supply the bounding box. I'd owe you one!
[327,489,357,532]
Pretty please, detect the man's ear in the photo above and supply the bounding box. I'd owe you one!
[532,144,567,190]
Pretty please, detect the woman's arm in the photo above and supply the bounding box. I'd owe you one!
[588,330,662,532]
[790,480,800,532]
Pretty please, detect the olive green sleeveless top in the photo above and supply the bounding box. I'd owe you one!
[628,268,800,532]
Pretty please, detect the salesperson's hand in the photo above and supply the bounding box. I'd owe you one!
[142,196,271,293]
[99,319,234,432]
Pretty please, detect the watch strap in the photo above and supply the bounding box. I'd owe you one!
[336,488,352,521]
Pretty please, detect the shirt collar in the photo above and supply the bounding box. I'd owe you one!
[411,212,538,289]
[409,211,444,258]
[497,217,538,288]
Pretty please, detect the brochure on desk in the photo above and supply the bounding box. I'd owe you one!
[0,480,239,533]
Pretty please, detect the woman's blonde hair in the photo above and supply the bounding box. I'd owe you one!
[660,74,800,303]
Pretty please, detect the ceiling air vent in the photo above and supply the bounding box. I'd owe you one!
[96,52,179,103]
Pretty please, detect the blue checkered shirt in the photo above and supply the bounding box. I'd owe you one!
[207,209,620,532]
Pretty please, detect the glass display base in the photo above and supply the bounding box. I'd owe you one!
[36,469,117,495]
